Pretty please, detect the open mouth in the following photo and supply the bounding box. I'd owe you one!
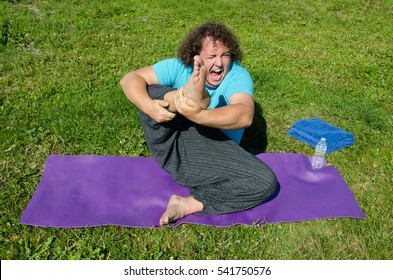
[210,69,223,80]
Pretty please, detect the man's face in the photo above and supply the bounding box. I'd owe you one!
[199,36,232,88]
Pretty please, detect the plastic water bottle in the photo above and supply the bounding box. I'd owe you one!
[311,138,327,170]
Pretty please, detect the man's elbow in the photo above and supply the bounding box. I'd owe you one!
[119,73,130,89]
[239,112,253,129]
[229,96,255,129]
[242,115,253,128]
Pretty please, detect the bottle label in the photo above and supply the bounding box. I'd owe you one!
[315,150,326,157]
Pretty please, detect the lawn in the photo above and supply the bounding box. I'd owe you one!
[1,0,392,260]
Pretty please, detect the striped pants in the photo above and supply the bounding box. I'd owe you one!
[138,85,278,214]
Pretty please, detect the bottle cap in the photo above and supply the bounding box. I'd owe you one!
[321,138,326,141]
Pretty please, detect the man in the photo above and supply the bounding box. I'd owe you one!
[120,22,277,226]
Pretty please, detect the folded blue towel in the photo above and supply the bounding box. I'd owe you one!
[288,117,354,154]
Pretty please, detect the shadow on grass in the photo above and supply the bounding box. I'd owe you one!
[240,102,268,155]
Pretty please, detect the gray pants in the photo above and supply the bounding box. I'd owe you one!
[138,85,278,214]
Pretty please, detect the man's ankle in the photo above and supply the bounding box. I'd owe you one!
[163,90,178,112]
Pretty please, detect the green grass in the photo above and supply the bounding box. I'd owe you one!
[1,0,392,260]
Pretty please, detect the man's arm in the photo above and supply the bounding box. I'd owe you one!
[120,66,176,123]
[175,92,254,130]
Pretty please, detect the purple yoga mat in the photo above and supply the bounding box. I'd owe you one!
[20,153,365,228]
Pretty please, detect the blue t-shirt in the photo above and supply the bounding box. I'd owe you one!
[153,58,253,143]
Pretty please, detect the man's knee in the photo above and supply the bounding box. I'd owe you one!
[254,166,278,200]
[265,170,278,198]
[147,85,175,100]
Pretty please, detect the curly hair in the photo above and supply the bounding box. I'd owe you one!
[177,22,243,67]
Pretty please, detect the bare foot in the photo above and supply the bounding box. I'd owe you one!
[159,195,203,226]
[163,56,210,112]
[184,55,210,109]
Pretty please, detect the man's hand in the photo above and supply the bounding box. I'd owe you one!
[145,99,177,123]
[175,88,204,118]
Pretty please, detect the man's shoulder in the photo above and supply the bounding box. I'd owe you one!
[226,62,252,83]
[153,58,191,87]
[230,61,251,74]
[220,61,253,95]
[155,58,186,68]
[153,58,191,75]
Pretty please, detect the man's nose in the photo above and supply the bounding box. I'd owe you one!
[214,56,223,66]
